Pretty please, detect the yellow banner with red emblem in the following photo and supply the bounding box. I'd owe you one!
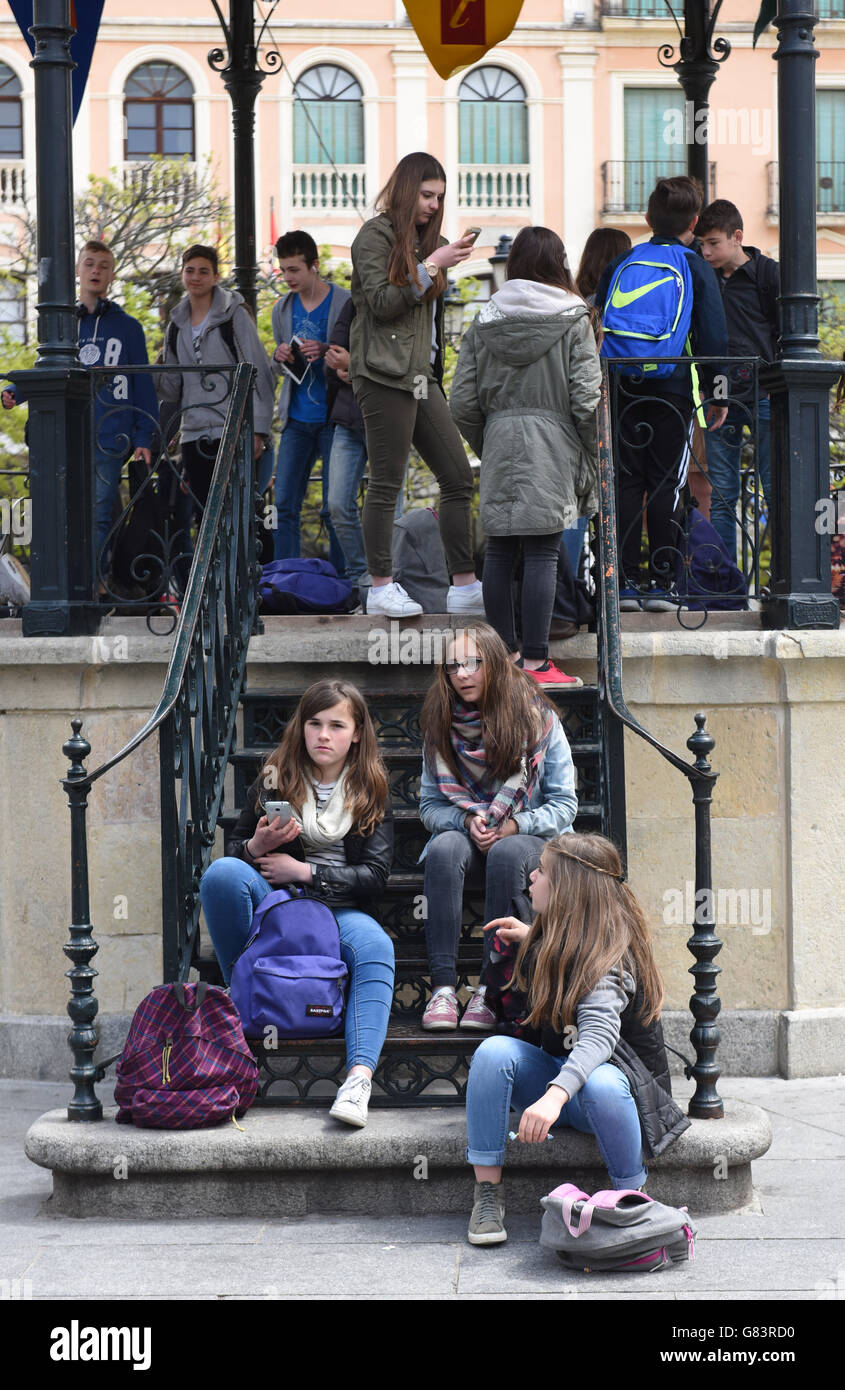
[403,1,526,80]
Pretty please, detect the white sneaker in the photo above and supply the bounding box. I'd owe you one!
[330,1072,372,1128]
[365,581,423,618]
[446,579,485,616]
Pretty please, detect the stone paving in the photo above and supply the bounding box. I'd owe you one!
[3,1074,844,1301]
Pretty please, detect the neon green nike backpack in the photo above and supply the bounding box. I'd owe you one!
[601,244,694,378]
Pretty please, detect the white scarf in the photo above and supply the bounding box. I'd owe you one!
[298,769,353,851]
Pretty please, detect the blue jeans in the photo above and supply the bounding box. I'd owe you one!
[273,417,346,575]
[199,856,395,1072]
[94,448,125,560]
[326,425,369,588]
[466,1034,647,1190]
[562,515,589,574]
[705,397,771,565]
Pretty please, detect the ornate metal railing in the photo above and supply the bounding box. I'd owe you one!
[601,160,717,215]
[60,362,260,1120]
[605,355,768,623]
[768,159,845,216]
[597,363,723,1119]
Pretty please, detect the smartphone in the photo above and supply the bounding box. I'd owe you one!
[463,227,482,244]
[264,800,293,826]
[282,335,309,386]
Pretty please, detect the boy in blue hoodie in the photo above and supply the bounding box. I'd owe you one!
[2,240,157,566]
[595,177,729,609]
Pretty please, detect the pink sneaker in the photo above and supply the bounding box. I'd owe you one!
[421,986,459,1031]
[460,987,497,1032]
[524,661,583,689]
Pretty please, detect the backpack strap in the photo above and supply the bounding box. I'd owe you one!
[172,981,208,1012]
[166,320,178,361]
[219,315,238,362]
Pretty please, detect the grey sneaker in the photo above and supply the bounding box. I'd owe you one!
[329,1072,372,1128]
[459,986,497,1031]
[468,1180,507,1245]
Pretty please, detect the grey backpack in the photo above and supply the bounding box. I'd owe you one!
[392,507,450,612]
[540,1183,696,1273]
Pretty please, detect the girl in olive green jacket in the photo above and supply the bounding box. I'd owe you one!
[350,151,483,619]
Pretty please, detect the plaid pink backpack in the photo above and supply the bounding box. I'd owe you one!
[114,981,259,1129]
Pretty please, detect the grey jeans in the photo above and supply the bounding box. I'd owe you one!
[422,829,545,991]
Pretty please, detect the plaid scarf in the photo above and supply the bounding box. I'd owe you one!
[433,700,555,828]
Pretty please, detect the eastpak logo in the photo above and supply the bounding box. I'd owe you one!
[50,1320,151,1371]
[306,1005,333,1017]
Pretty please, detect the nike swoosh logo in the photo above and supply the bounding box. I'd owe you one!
[610,275,675,309]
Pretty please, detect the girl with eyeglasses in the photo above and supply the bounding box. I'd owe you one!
[417,623,577,1031]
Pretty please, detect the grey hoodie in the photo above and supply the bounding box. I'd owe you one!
[449,279,602,536]
[160,285,275,441]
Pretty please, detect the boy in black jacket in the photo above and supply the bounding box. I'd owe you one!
[596,177,729,609]
[698,199,779,564]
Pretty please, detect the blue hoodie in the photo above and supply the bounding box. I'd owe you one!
[7,299,157,453]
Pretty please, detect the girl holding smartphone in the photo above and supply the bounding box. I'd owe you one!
[199,679,395,1128]
[349,151,484,619]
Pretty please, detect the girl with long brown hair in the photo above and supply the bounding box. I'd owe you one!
[450,226,602,684]
[465,832,674,1246]
[349,151,483,618]
[199,679,394,1128]
[418,623,577,1032]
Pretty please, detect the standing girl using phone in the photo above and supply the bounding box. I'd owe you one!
[466,832,674,1246]
[199,679,395,1128]
[349,151,483,619]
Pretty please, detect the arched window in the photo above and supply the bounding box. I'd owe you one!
[293,64,364,166]
[459,66,528,166]
[124,63,194,161]
[0,63,23,159]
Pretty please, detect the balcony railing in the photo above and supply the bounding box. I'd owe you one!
[600,0,669,15]
[767,160,845,215]
[0,162,26,210]
[601,160,717,215]
[458,164,531,212]
[121,160,198,200]
[291,165,366,212]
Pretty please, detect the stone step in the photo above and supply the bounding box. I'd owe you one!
[25,1099,774,1218]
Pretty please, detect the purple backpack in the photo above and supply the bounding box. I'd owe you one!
[114,982,259,1130]
[230,886,348,1039]
[258,558,356,615]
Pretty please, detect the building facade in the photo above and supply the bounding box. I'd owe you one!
[0,0,844,321]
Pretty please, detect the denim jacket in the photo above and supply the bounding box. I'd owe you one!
[418,717,578,861]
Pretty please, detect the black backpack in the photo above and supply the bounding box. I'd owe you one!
[166,317,238,363]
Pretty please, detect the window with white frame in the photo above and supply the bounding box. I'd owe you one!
[620,88,685,212]
[292,64,365,211]
[124,62,195,161]
[458,66,529,211]
[817,91,845,213]
[0,63,22,160]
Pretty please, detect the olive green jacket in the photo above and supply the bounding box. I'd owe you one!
[349,214,446,392]
[450,279,602,536]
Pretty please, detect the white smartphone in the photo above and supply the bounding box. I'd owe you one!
[264,800,293,826]
[282,335,310,386]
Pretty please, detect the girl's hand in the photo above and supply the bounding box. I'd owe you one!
[483,916,530,944]
[493,817,518,839]
[428,235,476,272]
[274,342,293,364]
[517,1088,568,1144]
[466,813,497,853]
[253,433,266,461]
[254,852,312,887]
[248,813,301,858]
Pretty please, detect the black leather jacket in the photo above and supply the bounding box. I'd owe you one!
[227,777,394,912]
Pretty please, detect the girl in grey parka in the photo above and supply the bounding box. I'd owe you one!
[450,227,602,688]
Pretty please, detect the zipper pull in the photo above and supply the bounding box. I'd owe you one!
[161,1037,173,1085]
